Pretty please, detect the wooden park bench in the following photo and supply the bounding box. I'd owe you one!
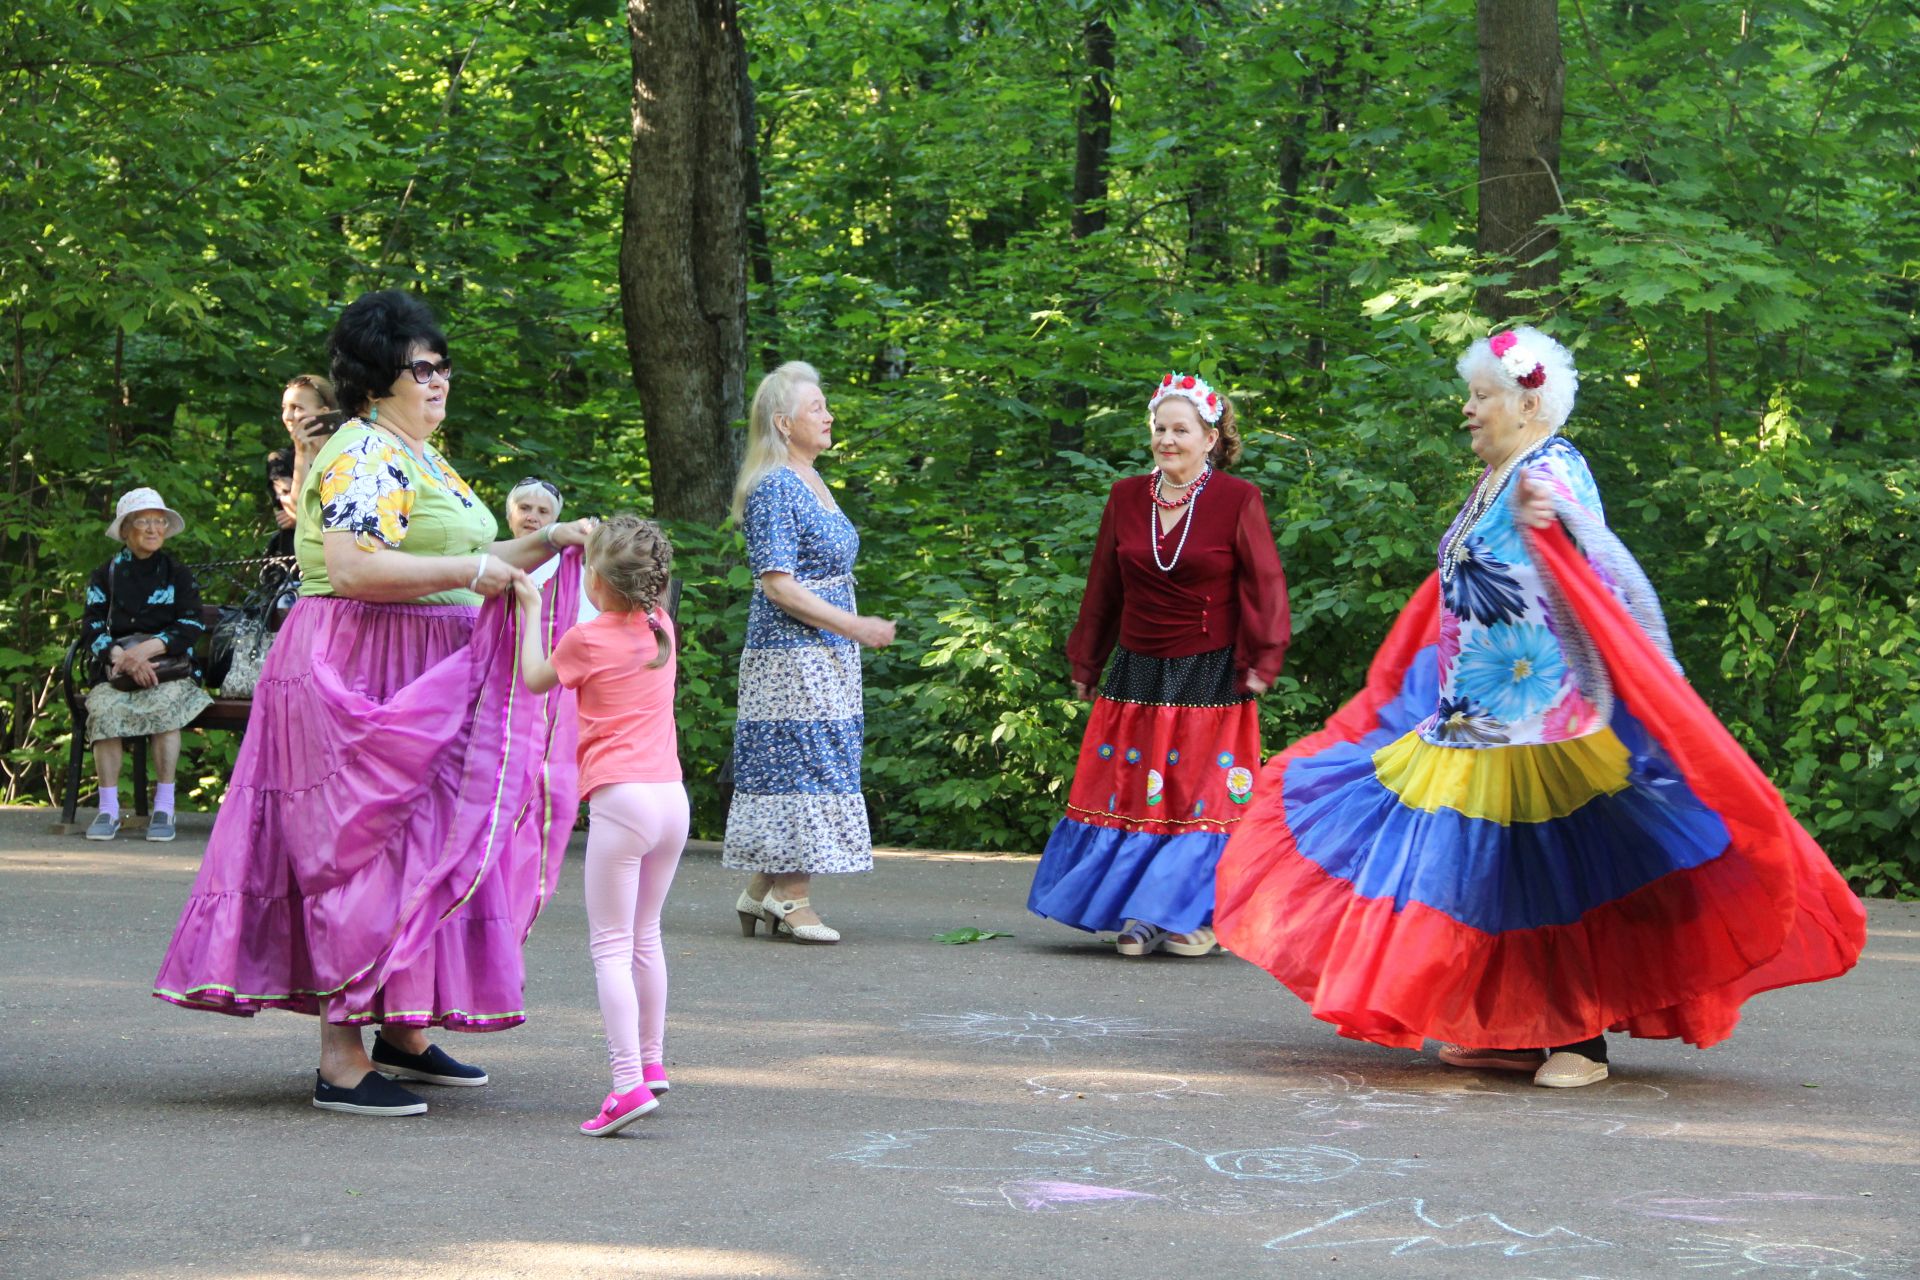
[54,555,296,834]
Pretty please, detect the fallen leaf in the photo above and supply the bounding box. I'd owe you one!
[932,927,1013,945]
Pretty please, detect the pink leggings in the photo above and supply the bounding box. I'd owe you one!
[584,781,689,1092]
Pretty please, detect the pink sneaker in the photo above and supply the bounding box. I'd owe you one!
[642,1062,671,1094]
[578,1086,659,1137]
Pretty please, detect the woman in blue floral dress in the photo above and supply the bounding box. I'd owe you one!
[1216,327,1864,1089]
[724,362,896,944]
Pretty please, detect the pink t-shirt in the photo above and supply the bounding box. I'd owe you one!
[549,607,681,797]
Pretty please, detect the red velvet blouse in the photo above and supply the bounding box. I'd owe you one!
[1066,471,1291,692]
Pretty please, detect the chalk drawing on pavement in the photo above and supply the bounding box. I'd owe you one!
[1025,1071,1220,1102]
[1617,1192,1849,1226]
[1263,1197,1614,1259]
[1670,1234,1873,1277]
[1274,1072,1681,1139]
[830,1124,1414,1216]
[902,1010,1177,1052]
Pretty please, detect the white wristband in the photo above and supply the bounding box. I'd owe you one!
[541,524,555,547]
[468,554,489,591]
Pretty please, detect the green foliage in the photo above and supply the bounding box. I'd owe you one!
[3,1,1915,896]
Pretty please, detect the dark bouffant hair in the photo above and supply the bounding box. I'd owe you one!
[327,290,447,417]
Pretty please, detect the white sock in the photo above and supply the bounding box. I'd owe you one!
[154,782,176,814]
[99,790,120,819]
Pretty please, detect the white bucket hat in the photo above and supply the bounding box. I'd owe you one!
[105,487,186,542]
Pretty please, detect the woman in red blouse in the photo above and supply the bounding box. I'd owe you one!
[1027,372,1291,957]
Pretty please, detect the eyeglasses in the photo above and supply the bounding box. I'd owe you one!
[126,517,170,532]
[398,358,454,384]
[514,477,561,500]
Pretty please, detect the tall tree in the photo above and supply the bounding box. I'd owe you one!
[1054,11,1117,459]
[620,0,750,521]
[1475,0,1566,319]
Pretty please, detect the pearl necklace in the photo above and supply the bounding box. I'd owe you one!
[1151,465,1209,510]
[1439,438,1548,582]
[1150,465,1211,572]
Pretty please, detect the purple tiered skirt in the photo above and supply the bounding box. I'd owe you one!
[152,554,581,1030]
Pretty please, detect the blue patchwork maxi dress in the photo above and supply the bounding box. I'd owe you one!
[722,466,874,874]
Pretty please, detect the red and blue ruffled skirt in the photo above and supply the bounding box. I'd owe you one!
[1215,526,1865,1050]
[1028,646,1260,935]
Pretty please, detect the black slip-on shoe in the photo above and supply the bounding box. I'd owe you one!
[371,1036,489,1087]
[312,1071,427,1117]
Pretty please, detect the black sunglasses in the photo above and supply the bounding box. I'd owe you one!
[398,357,454,384]
[515,477,561,500]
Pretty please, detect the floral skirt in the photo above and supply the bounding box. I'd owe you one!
[1027,646,1260,936]
[85,679,212,743]
[723,576,872,875]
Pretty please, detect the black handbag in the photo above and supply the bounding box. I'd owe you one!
[106,634,192,691]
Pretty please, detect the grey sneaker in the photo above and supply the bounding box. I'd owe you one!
[85,811,121,841]
[146,811,177,842]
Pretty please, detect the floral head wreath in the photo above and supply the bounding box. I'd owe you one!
[1488,331,1548,389]
[1148,372,1224,426]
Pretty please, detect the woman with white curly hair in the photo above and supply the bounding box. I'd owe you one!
[506,477,597,622]
[1215,326,1864,1089]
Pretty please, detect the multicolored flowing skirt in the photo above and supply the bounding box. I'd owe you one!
[1028,646,1260,935]
[1216,527,1865,1050]
[151,553,583,1030]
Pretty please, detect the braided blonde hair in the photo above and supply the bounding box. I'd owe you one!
[585,515,675,669]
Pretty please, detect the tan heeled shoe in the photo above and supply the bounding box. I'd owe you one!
[735,889,774,937]
[761,892,840,945]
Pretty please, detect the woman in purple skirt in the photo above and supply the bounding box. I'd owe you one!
[153,291,596,1117]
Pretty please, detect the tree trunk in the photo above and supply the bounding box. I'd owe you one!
[620,0,749,522]
[1475,0,1565,320]
[1070,18,1115,242]
[1178,34,1230,283]
[1056,17,1116,460]
[745,73,779,372]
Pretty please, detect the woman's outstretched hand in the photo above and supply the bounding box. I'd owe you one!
[546,517,597,549]
[1513,473,1556,530]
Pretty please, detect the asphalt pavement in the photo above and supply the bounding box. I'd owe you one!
[1,806,1914,1280]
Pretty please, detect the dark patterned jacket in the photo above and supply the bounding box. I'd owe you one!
[80,550,205,686]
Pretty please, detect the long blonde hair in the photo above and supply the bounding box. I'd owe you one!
[585,515,674,670]
[729,361,820,523]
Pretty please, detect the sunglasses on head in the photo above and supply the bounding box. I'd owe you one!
[398,357,454,384]
[515,477,561,500]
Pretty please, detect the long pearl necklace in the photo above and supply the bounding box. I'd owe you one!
[1150,465,1211,573]
[1439,436,1549,582]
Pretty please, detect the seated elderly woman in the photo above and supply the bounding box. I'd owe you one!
[507,476,597,622]
[80,488,213,843]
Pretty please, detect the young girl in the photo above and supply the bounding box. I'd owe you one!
[515,516,687,1136]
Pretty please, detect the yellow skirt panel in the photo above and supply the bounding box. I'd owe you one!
[1371,728,1631,825]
